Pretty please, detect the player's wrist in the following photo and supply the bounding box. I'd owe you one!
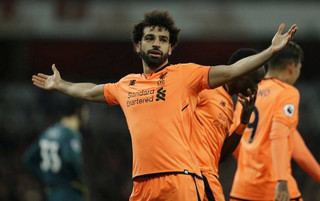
[235,123,248,135]
[56,78,66,90]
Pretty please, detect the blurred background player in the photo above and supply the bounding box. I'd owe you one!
[230,41,320,201]
[191,48,265,201]
[31,10,297,201]
[23,95,89,201]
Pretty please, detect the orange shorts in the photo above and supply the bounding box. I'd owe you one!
[229,197,303,201]
[129,173,204,201]
[202,172,225,201]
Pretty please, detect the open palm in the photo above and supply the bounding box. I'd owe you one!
[32,64,61,90]
[271,23,298,54]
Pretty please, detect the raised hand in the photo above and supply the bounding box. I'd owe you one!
[32,64,61,90]
[239,88,257,124]
[271,23,298,54]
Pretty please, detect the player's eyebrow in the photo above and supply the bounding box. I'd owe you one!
[144,34,169,41]
[159,35,169,40]
[144,34,154,37]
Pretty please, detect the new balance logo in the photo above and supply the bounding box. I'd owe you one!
[156,87,166,101]
[129,80,136,86]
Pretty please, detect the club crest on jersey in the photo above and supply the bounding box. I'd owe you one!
[157,72,168,86]
[156,87,166,101]
[129,79,136,86]
[283,104,294,117]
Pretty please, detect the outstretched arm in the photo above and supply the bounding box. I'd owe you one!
[208,23,298,88]
[270,121,290,201]
[32,64,106,102]
[220,89,257,162]
[292,130,320,183]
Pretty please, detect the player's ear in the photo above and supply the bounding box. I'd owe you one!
[135,42,141,53]
[287,62,295,74]
[168,45,172,56]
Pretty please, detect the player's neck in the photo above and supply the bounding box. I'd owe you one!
[61,116,80,132]
[265,71,289,84]
[143,60,169,74]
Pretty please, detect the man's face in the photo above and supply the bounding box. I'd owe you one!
[234,67,265,96]
[234,78,258,96]
[136,26,172,68]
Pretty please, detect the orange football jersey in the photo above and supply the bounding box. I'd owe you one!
[103,63,211,179]
[230,78,301,200]
[191,86,233,177]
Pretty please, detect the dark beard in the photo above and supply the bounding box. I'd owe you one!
[140,49,169,68]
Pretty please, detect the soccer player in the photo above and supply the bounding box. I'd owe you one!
[230,41,320,201]
[31,10,297,201]
[191,48,265,201]
[24,97,89,201]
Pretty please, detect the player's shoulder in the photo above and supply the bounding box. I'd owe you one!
[277,80,299,96]
[109,74,142,85]
[169,63,203,69]
[43,124,63,139]
[264,78,299,96]
[43,124,74,140]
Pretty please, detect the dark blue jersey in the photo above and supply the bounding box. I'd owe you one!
[24,123,87,201]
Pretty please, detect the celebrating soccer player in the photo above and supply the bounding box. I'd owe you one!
[230,41,320,201]
[32,10,297,201]
[191,48,265,201]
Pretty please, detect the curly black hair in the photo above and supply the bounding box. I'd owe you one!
[132,10,180,48]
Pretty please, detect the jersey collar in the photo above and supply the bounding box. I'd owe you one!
[143,63,171,78]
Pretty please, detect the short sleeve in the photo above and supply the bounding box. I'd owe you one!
[181,63,211,94]
[272,88,300,128]
[103,83,120,105]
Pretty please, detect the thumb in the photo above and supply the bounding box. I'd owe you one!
[277,23,285,34]
[52,64,59,74]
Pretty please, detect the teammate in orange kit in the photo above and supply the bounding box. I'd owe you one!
[31,10,298,201]
[191,48,265,201]
[230,41,320,201]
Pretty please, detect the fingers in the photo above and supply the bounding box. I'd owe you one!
[38,73,49,79]
[252,89,258,103]
[238,99,245,108]
[32,81,46,89]
[286,24,298,40]
[238,93,249,106]
[288,24,298,34]
[32,76,46,89]
[32,75,45,84]
[32,75,46,83]
[277,23,285,34]
[247,88,252,98]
